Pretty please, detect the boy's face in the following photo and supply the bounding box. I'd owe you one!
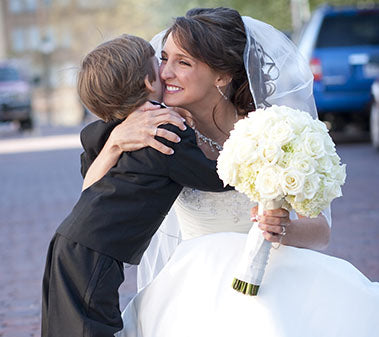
[148,56,163,102]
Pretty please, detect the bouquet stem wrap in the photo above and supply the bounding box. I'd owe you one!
[232,199,284,296]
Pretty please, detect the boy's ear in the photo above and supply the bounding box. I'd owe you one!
[144,75,155,93]
[214,73,232,88]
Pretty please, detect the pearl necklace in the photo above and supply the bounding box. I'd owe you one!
[193,127,223,152]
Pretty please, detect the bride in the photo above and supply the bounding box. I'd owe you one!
[84,7,379,337]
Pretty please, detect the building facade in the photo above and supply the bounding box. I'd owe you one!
[0,0,118,125]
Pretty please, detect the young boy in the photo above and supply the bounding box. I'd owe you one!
[41,35,229,337]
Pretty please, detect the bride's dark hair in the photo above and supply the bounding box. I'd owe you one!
[163,7,255,116]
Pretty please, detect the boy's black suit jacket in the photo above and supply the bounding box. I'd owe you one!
[57,120,230,264]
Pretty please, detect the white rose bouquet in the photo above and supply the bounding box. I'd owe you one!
[217,105,346,296]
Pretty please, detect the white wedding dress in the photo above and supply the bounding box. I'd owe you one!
[117,188,379,337]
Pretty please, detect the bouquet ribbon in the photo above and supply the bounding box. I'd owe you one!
[232,198,284,296]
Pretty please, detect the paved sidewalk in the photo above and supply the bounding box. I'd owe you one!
[0,131,136,337]
[324,144,379,280]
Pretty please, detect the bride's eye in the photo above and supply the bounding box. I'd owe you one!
[179,60,191,66]
[160,56,168,62]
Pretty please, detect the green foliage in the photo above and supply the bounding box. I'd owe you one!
[154,0,378,33]
[309,0,377,10]
[156,0,292,31]
[51,0,378,59]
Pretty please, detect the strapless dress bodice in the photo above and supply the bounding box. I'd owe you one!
[174,187,255,240]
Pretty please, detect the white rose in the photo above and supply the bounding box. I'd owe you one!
[217,159,240,186]
[232,118,254,138]
[302,132,326,159]
[290,137,303,153]
[323,179,343,201]
[248,107,267,120]
[262,117,277,139]
[334,164,347,185]
[269,119,295,146]
[291,152,316,175]
[330,153,341,166]
[217,143,240,186]
[258,141,283,165]
[217,142,234,164]
[302,174,320,200]
[312,119,329,134]
[255,165,283,200]
[281,168,305,196]
[235,137,259,164]
[317,155,333,173]
[287,108,313,133]
[323,135,336,155]
[246,110,269,136]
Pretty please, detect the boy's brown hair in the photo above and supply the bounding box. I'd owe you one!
[77,34,156,122]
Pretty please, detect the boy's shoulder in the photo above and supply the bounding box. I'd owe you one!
[80,119,122,157]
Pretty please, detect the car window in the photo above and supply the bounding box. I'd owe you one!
[0,67,21,82]
[316,11,379,48]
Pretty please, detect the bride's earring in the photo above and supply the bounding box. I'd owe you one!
[216,85,228,101]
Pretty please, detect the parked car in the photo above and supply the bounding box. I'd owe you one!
[0,63,33,130]
[370,78,379,150]
[296,5,379,129]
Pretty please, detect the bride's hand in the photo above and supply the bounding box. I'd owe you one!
[250,206,290,244]
[82,102,191,191]
[108,101,190,155]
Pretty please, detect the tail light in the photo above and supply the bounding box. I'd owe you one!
[310,57,322,82]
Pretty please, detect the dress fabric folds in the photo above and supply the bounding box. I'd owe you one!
[117,188,379,337]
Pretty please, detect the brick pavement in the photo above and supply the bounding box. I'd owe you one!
[0,145,136,337]
[0,128,378,337]
[324,143,379,281]
[0,149,82,337]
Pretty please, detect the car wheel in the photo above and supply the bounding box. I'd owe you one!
[19,117,33,131]
[370,103,379,150]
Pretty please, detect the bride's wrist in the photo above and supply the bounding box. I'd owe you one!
[104,136,123,157]
[281,219,292,246]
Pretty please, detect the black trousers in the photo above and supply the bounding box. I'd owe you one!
[41,234,125,337]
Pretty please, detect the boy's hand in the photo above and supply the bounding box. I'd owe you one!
[109,102,189,155]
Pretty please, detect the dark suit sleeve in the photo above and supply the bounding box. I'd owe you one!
[80,151,93,179]
[79,120,121,179]
[80,120,230,192]
[157,123,230,192]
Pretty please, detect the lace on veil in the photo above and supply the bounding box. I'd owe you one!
[243,16,318,115]
[137,16,332,291]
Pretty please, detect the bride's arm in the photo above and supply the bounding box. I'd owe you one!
[281,213,330,250]
[251,207,330,250]
[82,103,188,191]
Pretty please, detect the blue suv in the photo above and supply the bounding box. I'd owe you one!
[296,5,379,128]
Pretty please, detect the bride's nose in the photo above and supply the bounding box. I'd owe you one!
[160,62,174,80]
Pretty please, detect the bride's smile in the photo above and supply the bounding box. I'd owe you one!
[160,33,223,112]
[165,84,183,93]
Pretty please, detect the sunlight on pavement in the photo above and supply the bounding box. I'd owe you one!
[0,134,81,154]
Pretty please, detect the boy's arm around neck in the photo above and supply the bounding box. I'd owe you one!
[80,120,231,192]
[155,123,231,192]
